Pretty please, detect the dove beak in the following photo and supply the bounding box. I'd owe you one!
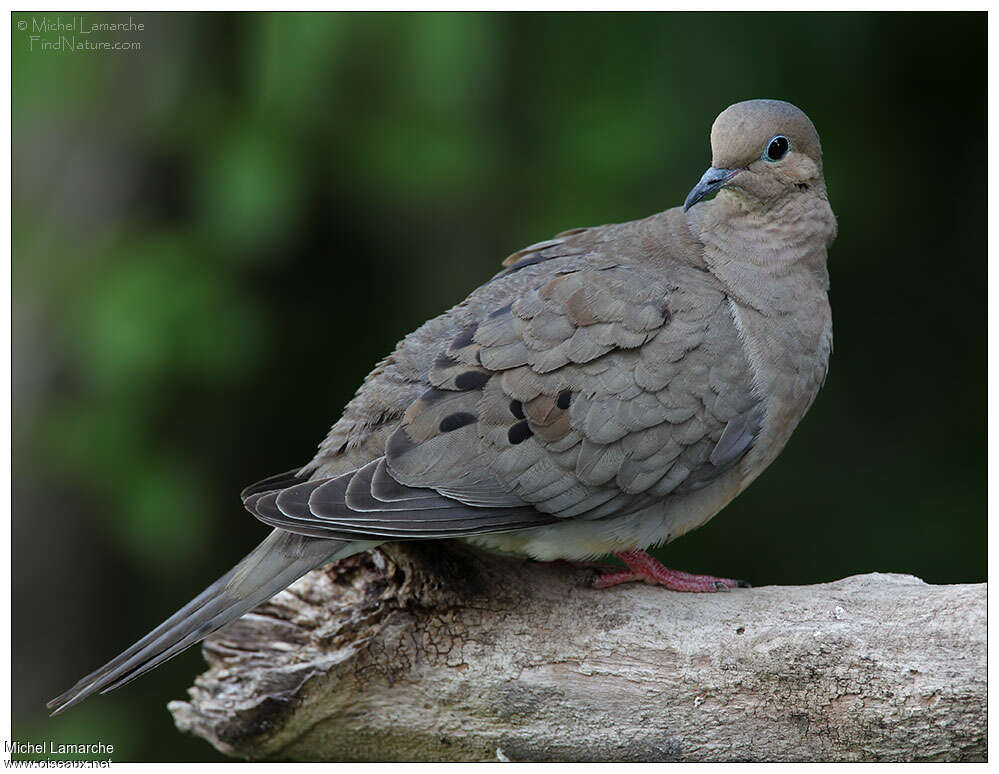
[683,166,745,211]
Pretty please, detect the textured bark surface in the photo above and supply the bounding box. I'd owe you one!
[168,543,986,762]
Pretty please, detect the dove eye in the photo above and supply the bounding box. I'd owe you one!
[764,135,790,162]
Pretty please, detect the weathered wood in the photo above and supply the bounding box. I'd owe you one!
[168,543,986,762]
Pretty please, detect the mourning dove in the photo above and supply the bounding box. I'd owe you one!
[49,99,836,714]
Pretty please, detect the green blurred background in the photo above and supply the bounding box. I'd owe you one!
[13,11,985,762]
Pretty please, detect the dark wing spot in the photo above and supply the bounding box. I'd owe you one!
[439,412,477,433]
[434,352,458,368]
[488,302,513,319]
[508,421,533,445]
[556,390,572,410]
[500,253,550,276]
[450,325,477,351]
[510,400,525,419]
[386,426,418,458]
[454,370,491,390]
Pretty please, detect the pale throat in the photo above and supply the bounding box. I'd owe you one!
[692,189,834,313]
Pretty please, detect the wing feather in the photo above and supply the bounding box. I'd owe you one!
[241,259,761,542]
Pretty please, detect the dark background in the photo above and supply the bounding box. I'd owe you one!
[13,12,985,762]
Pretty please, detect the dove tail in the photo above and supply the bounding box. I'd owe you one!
[47,531,361,716]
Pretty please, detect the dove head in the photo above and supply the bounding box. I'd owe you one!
[684,99,824,211]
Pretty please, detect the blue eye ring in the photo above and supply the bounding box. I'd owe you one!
[764,135,790,162]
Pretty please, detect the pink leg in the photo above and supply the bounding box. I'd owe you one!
[593,549,750,592]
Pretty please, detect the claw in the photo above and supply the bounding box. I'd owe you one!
[592,549,750,593]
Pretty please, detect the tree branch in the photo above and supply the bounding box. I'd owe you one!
[168,543,986,762]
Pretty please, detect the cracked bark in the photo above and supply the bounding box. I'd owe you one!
[167,543,986,762]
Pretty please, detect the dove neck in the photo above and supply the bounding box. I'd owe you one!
[686,190,835,316]
[682,190,835,478]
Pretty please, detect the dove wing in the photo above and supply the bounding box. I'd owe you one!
[244,263,762,539]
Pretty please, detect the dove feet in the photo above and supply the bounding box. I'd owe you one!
[592,549,750,592]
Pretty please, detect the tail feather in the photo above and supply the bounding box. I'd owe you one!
[47,531,362,716]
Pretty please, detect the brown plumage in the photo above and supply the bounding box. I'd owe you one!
[49,99,836,715]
